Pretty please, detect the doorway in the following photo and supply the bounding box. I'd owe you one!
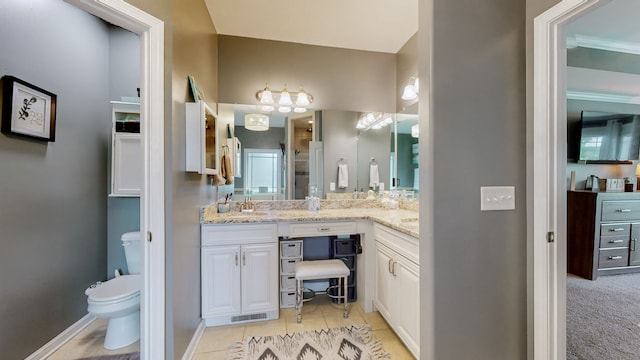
[532,0,612,359]
[65,1,166,359]
[287,113,317,199]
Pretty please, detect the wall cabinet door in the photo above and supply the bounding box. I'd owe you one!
[202,245,241,318]
[241,243,279,313]
[631,223,640,266]
[112,133,141,196]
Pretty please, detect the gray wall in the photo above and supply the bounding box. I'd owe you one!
[321,110,359,194]
[397,33,419,113]
[107,27,141,277]
[358,126,392,191]
[424,0,527,358]
[0,1,110,358]
[218,36,397,114]
[395,133,417,189]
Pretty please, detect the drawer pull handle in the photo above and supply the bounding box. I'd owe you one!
[609,255,623,260]
[616,209,632,213]
[609,239,625,243]
[632,239,637,252]
[318,227,330,232]
[609,228,626,232]
[388,259,394,274]
[235,253,239,266]
[287,244,296,247]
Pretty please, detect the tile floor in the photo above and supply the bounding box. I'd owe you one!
[46,295,414,359]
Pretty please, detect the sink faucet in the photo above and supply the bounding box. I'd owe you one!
[240,197,254,212]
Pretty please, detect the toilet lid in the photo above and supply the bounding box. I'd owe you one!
[88,274,141,302]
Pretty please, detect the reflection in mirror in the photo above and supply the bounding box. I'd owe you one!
[392,113,419,195]
[219,103,415,200]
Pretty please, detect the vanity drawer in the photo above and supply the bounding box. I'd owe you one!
[601,201,640,221]
[598,248,629,268]
[288,221,356,237]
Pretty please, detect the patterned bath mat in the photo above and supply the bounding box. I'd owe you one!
[77,353,140,360]
[226,324,390,360]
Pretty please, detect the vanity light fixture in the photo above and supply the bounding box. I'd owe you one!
[244,113,269,131]
[356,112,394,131]
[256,84,314,113]
[401,77,420,101]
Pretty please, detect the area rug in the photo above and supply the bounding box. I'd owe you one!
[226,324,390,360]
[76,353,140,360]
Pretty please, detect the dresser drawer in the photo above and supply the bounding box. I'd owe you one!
[598,248,629,268]
[600,235,629,249]
[601,201,640,221]
[600,223,630,237]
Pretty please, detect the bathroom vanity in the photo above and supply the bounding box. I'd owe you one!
[200,199,420,357]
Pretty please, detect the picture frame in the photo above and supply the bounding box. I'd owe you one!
[1,75,57,141]
[188,75,205,102]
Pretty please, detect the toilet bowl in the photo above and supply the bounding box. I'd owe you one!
[86,231,142,349]
[86,274,141,349]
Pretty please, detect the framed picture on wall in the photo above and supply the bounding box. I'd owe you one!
[188,75,205,102]
[1,75,57,141]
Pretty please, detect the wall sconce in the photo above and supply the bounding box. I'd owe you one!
[401,77,420,101]
[256,84,313,113]
[411,124,419,138]
[636,164,640,190]
[244,113,269,131]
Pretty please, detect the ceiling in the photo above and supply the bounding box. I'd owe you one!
[203,0,418,54]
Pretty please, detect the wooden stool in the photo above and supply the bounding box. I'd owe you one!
[294,259,350,323]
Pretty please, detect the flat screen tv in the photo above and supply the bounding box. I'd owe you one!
[578,111,640,163]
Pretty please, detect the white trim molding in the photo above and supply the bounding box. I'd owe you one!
[64,1,166,359]
[532,1,611,360]
[181,320,206,360]
[570,34,640,55]
[567,90,640,104]
[25,315,96,360]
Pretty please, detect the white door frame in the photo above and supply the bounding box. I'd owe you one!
[532,1,610,359]
[65,1,165,359]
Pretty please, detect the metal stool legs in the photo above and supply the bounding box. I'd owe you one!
[295,275,349,323]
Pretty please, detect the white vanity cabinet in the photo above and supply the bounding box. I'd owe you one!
[374,223,420,358]
[201,223,279,326]
[110,101,141,197]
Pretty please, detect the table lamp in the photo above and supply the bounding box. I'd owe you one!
[636,164,640,190]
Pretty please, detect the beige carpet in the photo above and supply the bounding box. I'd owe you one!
[226,324,389,360]
[567,273,640,360]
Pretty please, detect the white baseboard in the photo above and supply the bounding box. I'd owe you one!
[25,314,96,360]
[181,320,206,360]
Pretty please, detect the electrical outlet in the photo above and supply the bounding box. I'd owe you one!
[481,186,515,211]
[329,182,336,191]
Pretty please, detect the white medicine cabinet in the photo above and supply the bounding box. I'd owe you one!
[186,100,219,175]
[110,101,141,197]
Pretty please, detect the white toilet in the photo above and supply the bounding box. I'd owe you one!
[86,231,142,350]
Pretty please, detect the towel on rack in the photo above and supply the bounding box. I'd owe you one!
[221,154,234,185]
[369,163,379,188]
[338,163,349,189]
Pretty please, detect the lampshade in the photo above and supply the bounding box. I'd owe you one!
[296,90,310,106]
[245,113,269,131]
[278,106,291,113]
[401,83,418,100]
[294,107,307,113]
[259,86,274,104]
[279,89,292,106]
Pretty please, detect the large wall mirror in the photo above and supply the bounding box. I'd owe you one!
[219,103,418,200]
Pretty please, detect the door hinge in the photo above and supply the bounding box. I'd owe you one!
[547,231,555,243]
[147,231,152,242]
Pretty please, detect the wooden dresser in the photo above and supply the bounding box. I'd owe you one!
[568,190,640,280]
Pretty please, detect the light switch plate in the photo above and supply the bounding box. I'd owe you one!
[329,182,336,191]
[481,186,515,211]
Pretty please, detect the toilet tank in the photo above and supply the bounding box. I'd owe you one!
[121,231,142,274]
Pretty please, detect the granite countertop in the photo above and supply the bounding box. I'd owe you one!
[201,199,419,238]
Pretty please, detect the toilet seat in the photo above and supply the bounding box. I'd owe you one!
[87,274,140,303]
